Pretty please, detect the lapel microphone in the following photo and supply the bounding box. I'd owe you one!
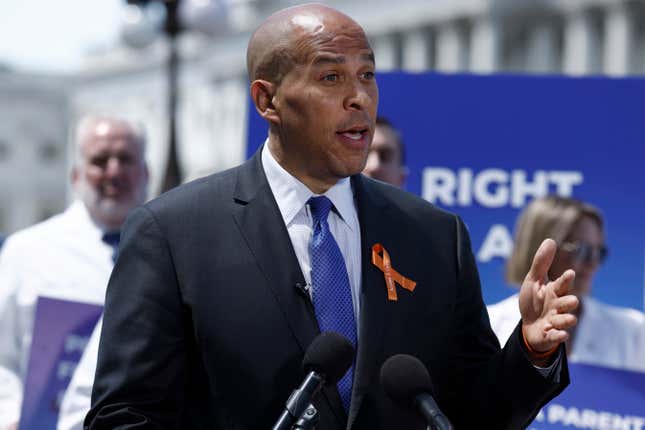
[380,354,454,430]
[294,282,311,297]
[273,331,354,430]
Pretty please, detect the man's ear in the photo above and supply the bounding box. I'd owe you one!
[250,79,280,125]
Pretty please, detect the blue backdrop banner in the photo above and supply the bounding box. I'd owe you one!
[246,72,645,311]
[528,363,645,430]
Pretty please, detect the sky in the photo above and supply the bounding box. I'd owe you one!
[0,0,123,74]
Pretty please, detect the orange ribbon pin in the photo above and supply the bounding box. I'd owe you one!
[371,243,416,301]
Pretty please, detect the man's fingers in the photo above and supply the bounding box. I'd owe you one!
[546,313,577,331]
[525,323,569,349]
[545,329,569,344]
[552,269,576,297]
[552,294,579,314]
[526,239,556,284]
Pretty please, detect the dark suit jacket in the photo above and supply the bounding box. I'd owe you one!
[86,151,568,429]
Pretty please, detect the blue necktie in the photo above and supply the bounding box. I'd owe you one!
[102,231,120,263]
[308,196,357,412]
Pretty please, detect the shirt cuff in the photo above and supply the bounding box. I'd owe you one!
[533,348,563,383]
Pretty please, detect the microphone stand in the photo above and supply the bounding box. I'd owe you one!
[292,404,319,429]
[273,373,323,430]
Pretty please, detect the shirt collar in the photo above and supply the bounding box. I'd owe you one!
[69,200,103,239]
[70,199,120,239]
[261,141,357,230]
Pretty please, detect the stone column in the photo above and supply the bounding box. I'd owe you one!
[470,14,500,74]
[526,21,559,73]
[372,34,398,71]
[563,7,594,75]
[603,1,633,76]
[401,28,432,72]
[436,21,464,73]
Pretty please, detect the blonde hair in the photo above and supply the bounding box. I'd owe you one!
[505,196,604,285]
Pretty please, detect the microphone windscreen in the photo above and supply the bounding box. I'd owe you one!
[380,354,434,408]
[302,331,355,384]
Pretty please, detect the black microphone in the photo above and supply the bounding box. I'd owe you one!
[380,354,454,430]
[272,331,355,430]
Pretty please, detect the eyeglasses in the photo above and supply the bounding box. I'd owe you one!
[560,241,608,265]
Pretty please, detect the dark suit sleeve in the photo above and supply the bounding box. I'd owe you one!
[445,216,568,429]
[85,205,189,429]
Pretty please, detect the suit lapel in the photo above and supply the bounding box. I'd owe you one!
[231,151,346,425]
[232,152,318,350]
[348,175,393,429]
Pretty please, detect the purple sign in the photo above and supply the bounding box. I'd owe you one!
[19,297,102,430]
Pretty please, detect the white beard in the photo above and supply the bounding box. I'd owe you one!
[76,179,147,228]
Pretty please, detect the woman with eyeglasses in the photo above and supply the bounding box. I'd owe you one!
[488,196,645,372]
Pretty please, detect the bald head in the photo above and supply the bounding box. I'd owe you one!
[247,3,366,84]
[72,114,149,230]
[247,4,378,193]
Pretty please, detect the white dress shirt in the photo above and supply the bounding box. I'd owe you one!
[488,294,645,373]
[261,142,363,324]
[0,201,114,429]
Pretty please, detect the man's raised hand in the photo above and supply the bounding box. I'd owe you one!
[519,239,579,361]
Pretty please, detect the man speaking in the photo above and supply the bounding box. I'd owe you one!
[87,3,578,429]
